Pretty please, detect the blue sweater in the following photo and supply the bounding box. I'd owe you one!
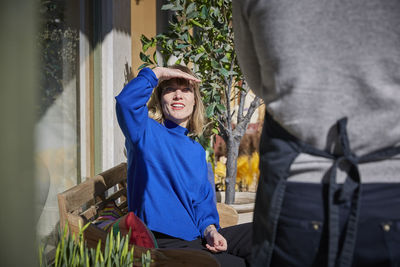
[115,68,220,241]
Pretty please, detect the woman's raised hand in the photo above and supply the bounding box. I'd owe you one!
[153,67,201,83]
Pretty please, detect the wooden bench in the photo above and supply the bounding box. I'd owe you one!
[57,163,238,266]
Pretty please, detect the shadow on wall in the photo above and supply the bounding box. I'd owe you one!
[124,61,134,86]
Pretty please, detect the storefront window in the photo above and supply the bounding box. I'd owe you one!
[35,0,80,242]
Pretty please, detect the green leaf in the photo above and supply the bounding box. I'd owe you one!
[173,50,181,57]
[219,67,229,76]
[214,47,224,53]
[176,43,190,49]
[55,243,61,267]
[116,232,121,252]
[63,223,68,241]
[68,236,74,265]
[140,34,150,44]
[211,7,220,18]
[186,2,196,14]
[161,4,175,10]
[38,245,43,267]
[114,255,120,267]
[216,103,227,112]
[212,128,219,135]
[175,58,182,65]
[200,6,208,19]
[152,50,158,65]
[95,240,101,263]
[187,11,199,19]
[100,251,104,263]
[180,32,189,42]
[138,63,150,70]
[171,4,184,11]
[224,44,232,51]
[210,75,220,81]
[81,222,91,233]
[142,40,154,53]
[166,39,173,48]
[210,82,220,88]
[71,235,78,266]
[190,19,204,28]
[63,238,68,266]
[130,246,134,261]
[194,52,204,62]
[139,52,152,64]
[155,33,166,39]
[211,60,219,69]
[122,236,129,259]
[220,56,229,63]
[107,230,114,262]
[206,103,216,118]
[145,250,151,267]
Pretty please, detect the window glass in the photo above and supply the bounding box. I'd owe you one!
[35,0,80,243]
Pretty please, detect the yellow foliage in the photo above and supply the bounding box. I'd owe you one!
[250,152,260,180]
[214,161,226,190]
[236,155,251,186]
[215,160,226,177]
[214,152,260,192]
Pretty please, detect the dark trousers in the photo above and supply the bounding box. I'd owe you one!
[271,182,400,267]
[153,223,252,267]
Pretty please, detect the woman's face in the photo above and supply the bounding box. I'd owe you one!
[161,79,195,128]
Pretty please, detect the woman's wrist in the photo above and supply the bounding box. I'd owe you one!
[204,224,217,237]
[152,67,162,79]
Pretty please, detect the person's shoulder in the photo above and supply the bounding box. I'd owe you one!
[148,118,166,131]
[190,139,206,154]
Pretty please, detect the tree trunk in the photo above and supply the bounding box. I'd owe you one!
[224,138,240,204]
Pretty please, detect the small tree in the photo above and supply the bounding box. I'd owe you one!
[140,0,262,204]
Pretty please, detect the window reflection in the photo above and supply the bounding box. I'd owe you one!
[35,0,80,244]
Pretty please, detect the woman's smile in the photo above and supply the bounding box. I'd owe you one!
[171,102,185,110]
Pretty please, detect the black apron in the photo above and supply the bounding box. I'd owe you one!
[252,112,400,267]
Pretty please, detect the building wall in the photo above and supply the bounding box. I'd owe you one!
[131,0,157,73]
[101,0,132,171]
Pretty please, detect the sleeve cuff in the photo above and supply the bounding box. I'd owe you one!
[199,220,221,238]
[138,67,159,88]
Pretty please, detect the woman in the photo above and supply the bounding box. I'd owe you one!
[116,65,251,266]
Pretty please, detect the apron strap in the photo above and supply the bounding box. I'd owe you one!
[327,118,362,267]
[327,118,400,267]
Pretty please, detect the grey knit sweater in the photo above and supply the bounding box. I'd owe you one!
[233,0,400,182]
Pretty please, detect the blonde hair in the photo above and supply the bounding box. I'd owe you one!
[148,65,204,136]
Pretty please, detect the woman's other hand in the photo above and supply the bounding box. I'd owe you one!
[204,225,228,253]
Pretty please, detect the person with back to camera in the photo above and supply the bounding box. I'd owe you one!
[115,64,252,266]
[233,0,400,266]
